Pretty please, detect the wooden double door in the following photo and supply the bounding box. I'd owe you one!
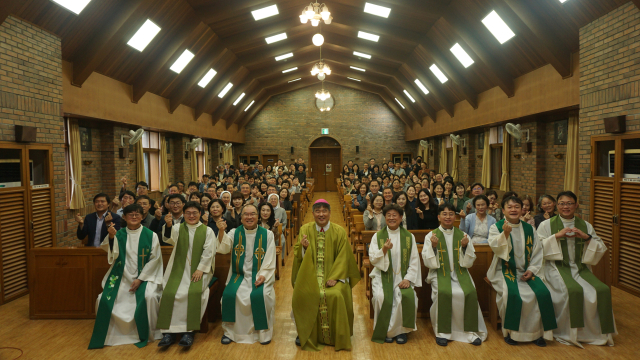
[310,148,341,192]
[0,143,56,305]
[591,133,640,297]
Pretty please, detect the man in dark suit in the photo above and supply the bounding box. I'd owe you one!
[150,193,185,245]
[75,193,122,247]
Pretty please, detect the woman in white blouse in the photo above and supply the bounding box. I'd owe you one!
[459,195,496,244]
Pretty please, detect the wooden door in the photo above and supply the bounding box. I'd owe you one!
[309,148,341,192]
[590,133,640,297]
[262,154,278,167]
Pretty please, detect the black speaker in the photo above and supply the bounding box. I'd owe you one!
[356,146,359,153]
[291,146,294,154]
[185,151,189,159]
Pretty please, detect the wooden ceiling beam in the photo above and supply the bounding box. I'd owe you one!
[195,0,298,25]
[71,0,150,87]
[202,66,249,118]
[212,76,257,126]
[441,12,515,98]
[221,19,306,50]
[131,19,201,103]
[232,26,316,58]
[401,59,455,117]
[238,42,316,67]
[222,80,261,128]
[388,75,436,122]
[194,61,243,120]
[0,0,21,25]
[321,32,407,65]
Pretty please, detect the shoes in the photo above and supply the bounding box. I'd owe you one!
[178,332,194,347]
[221,335,233,345]
[436,337,448,347]
[158,333,176,347]
[504,335,518,345]
[471,338,482,346]
[384,337,394,343]
[260,340,271,345]
[396,334,408,344]
[295,336,301,346]
[533,337,546,347]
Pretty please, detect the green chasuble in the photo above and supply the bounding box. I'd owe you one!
[371,226,415,343]
[432,227,478,334]
[89,227,153,349]
[292,222,361,351]
[157,223,207,331]
[495,219,557,332]
[221,225,269,330]
[549,216,614,334]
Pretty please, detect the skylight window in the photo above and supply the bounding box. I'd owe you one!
[245,100,255,112]
[414,79,429,95]
[348,77,361,81]
[265,32,287,44]
[51,0,92,14]
[197,69,217,88]
[395,98,405,109]
[288,78,302,83]
[282,67,298,73]
[127,19,161,52]
[358,31,379,42]
[233,93,246,106]
[275,53,293,61]
[430,64,448,84]
[482,10,515,44]
[403,90,415,103]
[450,43,474,68]
[350,66,366,72]
[252,5,279,21]
[364,3,391,18]
[353,51,371,59]
[218,83,233,98]
[169,50,195,74]
[559,0,569,3]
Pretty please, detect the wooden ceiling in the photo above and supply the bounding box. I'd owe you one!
[1,0,629,131]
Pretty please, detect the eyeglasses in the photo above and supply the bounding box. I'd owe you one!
[184,211,200,217]
[126,213,142,218]
[169,201,183,206]
[242,213,257,217]
[557,202,575,207]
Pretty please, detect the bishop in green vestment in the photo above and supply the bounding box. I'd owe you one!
[537,191,616,347]
[292,199,361,351]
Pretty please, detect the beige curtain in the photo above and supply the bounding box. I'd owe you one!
[135,141,145,184]
[481,131,491,187]
[203,142,208,175]
[190,147,197,181]
[451,142,459,182]
[500,127,510,191]
[159,137,169,191]
[564,112,579,192]
[223,145,233,165]
[439,137,447,174]
[68,119,86,209]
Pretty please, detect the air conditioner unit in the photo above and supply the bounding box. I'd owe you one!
[609,149,640,178]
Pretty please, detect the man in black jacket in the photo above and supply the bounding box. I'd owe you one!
[75,193,121,247]
[150,193,185,245]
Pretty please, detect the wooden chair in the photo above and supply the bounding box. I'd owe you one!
[275,223,283,279]
[199,278,220,333]
[485,277,501,331]
[285,210,292,255]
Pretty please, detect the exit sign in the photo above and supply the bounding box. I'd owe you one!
[321,128,329,135]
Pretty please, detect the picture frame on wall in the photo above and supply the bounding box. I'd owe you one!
[79,127,91,151]
[478,132,484,149]
[554,119,568,145]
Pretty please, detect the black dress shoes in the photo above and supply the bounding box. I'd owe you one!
[504,335,518,345]
[295,336,301,346]
[533,337,546,347]
[158,333,176,347]
[436,337,448,346]
[471,338,482,346]
[178,332,194,347]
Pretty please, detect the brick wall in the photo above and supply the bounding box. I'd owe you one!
[579,1,640,220]
[236,83,414,166]
[0,17,68,244]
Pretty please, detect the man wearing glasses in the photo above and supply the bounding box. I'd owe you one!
[536,191,616,347]
[156,201,220,348]
[152,194,185,246]
[218,204,276,345]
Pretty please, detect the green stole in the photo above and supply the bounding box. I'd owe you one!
[221,225,269,331]
[89,227,153,349]
[157,223,207,331]
[371,227,415,343]
[550,216,614,334]
[432,227,478,334]
[495,219,557,331]
[316,228,331,345]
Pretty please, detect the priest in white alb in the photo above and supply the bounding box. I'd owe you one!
[218,203,276,345]
[369,204,421,344]
[487,196,557,347]
[423,203,487,347]
[88,204,163,349]
[536,191,616,347]
[156,201,218,348]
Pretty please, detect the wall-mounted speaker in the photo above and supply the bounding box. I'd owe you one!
[356,146,359,153]
[15,125,37,142]
[119,147,129,159]
[604,115,626,133]
[291,146,294,154]
[185,151,189,159]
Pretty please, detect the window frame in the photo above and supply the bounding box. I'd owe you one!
[142,131,161,191]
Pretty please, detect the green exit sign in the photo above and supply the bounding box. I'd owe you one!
[321,128,329,135]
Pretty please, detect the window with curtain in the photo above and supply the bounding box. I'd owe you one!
[489,126,504,188]
[64,119,72,206]
[195,141,205,179]
[142,131,161,190]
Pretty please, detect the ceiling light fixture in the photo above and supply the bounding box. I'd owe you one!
[312,33,325,46]
[51,0,92,15]
[315,87,331,101]
[288,78,302,83]
[363,3,391,18]
[414,79,429,94]
[218,83,233,98]
[169,49,195,73]
[353,51,371,59]
[252,5,279,21]
[300,2,332,26]
[275,53,294,61]
[395,98,405,109]
[233,93,246,106]
[450,43,474,68]
[198,69,217,88]
[127,19,161,52]
[265,32,287,44]
[282,67,298,73]
[403,90,415,103]
[350,66,365,72]
[430,64,448,83]
[348,77,361,81]
[358,31,379,42]
[482,10,515,44]
[311,61,331,78]
[244,100,255,112]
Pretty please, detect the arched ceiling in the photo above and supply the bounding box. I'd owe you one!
[2,0,629,131]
